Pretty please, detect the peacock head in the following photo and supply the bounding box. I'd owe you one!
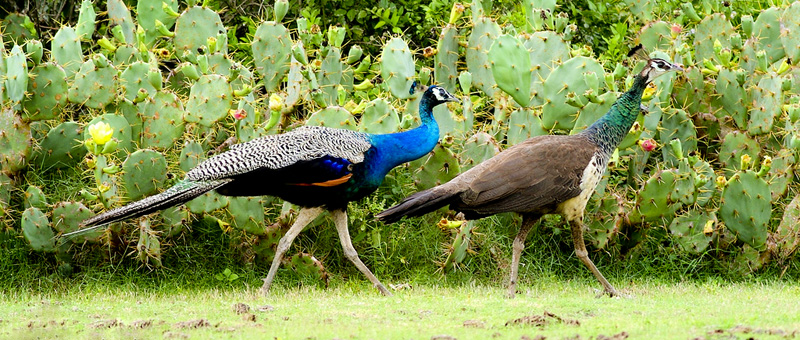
[628,45,683,84]
[423,85,460,106]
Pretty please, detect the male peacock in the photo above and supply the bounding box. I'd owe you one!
[377,47,682,297]
[68,84,459,296]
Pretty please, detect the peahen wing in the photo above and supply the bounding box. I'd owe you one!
[452,134,597,215]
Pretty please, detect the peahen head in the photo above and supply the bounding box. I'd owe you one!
[628,44,683,84]
[639,58,683,84]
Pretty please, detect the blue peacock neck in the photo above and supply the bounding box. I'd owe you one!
[367,94,440,178]
[581,74,647,156]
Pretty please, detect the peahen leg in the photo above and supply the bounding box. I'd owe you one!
[260,206,324,294]
[331,209,392,296]
[507,214,539,298]
[568,218,619,297]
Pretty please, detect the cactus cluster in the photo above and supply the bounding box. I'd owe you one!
[1,0,799,279]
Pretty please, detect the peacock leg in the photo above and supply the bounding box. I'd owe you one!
[260,206,324,294]
[507,214,539,298]
[569,218,619,297]
[331,209,392,296]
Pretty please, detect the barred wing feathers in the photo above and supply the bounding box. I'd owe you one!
[187,126,372,182]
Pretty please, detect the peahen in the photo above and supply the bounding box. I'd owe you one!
[67,84,459,296]
[377,47,682,297]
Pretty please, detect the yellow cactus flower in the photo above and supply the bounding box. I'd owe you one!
[269,93,284,112]
[88,121,114,145]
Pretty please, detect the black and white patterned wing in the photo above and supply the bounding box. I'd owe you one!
[186,126,372,181]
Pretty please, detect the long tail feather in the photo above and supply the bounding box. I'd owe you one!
[63,179,230,237]
[376,187,460,224]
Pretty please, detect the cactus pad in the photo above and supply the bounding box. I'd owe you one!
[34,121,86,170]
[22,207,55,252]
[52,201,100,243]
[669,211,715,254]
[489,34,532,107]
[67,57,118,109]
[227,197,266,235]
[122,149,168,200]
[459,132,500,171]
[141,91,185,149]
[359,98,400,134]
[185,74,233,126]
[252,21,292,92]
[174,6,226,60]
[720,171,770,251]
[381,38,416,100]
[51,26,83,79]
[306,106,357,130]
[0,108,32,174]
[23,63,69,121]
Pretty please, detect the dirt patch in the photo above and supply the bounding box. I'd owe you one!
[431,335,456,340]
[706,325,799,339]
[27,320,74,328]
[257,305,274,312]
[597,332,629,340]
[232,303,251,315]
[130,319,154,329]
[506,311,580,327]
[242,313,257,322]
[89,319,121,329]
[163,331,190,339]
[174,319,211,329]
[463,320,485,328]
[520,335,546,340]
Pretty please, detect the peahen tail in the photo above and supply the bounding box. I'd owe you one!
[64,179,230,237]
[376,186,460,224]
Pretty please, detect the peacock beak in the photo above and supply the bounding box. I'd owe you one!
[672,63,684,72]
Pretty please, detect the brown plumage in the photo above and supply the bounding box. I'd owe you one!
[378,50,683,298]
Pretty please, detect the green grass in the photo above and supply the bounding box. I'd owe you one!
[3,278,800,339]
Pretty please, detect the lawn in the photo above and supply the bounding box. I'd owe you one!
[3,277,799,339]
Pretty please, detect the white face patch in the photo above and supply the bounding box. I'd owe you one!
[432,87,451,101]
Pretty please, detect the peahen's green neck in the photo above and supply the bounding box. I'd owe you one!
[581,74,647,155]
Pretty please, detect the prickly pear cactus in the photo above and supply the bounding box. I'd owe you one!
[252,20,292,92]
[185,74,233,127]
[381,38,415,100]
[23,63,69,121]
[466,17,500,97]
[523,31,571,106]
[541,56,605,131]
[459,132,500,171]
[174,6,226,59]
[121,150,168,200]
[289,252,329,285]
[435,23,459,93]
[140,91,185,149]
[772,194,800,263]
[409,141,461,190]
[658,108,697,167]
[0,108,32,174]
[51,26,83,79]
[23,186,48,210]
[21,207,56,252]
[136,0,178,46]
[718,131,760,176]
[306,106,357,130]
[693,13,735,65]
[83,114,133,158]
[5,45,28,108]
[442,220,476,272]
[507,109,547,145]
[227,197,265,235]
[669,210,715,254]
[488,34,532,107]
[359,98,400,134]
[720,170,771,251]
[34,121,87,170]
[67,55,118,109]
[52,201,100,243]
